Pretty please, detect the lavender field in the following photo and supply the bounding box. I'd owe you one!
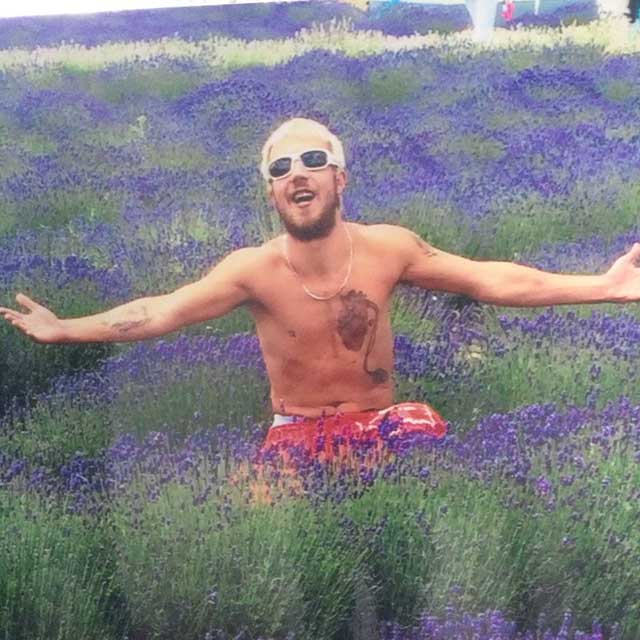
[1,2,640,639]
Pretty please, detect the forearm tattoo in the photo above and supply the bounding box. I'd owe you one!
[104,305,151,334]
[413,233,438,258]
[337,290,389,384]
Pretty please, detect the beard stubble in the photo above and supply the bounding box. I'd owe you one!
[278,189,340,242]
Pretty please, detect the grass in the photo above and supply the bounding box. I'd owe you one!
[5,189,122,234]
[0,491,125,640]
[101,432,640,637]
[109,467,369,639]
[478,176,640,260]
[0,17,636,74]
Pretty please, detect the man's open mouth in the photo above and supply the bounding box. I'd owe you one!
[292,190,315,205]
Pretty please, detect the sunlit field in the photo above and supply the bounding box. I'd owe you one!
[1,1,640,638]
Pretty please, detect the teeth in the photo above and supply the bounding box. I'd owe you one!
[293,191,314,203]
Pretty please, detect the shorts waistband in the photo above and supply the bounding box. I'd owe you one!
[272,413,305,427]
[271,408,380,428]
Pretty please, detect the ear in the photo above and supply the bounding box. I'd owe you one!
[336,168,348,195]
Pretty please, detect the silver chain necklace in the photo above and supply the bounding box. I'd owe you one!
[283,223,353,301]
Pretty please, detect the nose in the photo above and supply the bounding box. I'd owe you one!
[290,156,308,178]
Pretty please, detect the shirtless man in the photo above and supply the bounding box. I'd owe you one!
[2,117,640,471]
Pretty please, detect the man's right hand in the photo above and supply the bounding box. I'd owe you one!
[0,248,257,345]
[0,293,65,343]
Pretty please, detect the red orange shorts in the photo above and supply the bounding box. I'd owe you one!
[258,401,447,473]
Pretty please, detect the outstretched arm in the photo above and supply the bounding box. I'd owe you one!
[398,228,640,306]
[0,248,256,343]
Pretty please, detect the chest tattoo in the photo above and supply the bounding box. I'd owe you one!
[337,290,389,385]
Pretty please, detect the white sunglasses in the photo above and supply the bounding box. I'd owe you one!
[268,149,343,180]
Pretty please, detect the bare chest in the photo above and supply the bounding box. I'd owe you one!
[250,266,395,383]
[256,272,390,337]
[286,287,387,349]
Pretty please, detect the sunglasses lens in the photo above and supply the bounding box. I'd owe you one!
[301,150,329,169]
[269,157,292,179]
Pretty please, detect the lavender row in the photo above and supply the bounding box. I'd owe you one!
[0,211,237,303]
[1,48,638,239]
[2,330,638,506]
[522,226,640,275]
[3,388,634,637]
[496,307,640,359]
[381,608,612,640]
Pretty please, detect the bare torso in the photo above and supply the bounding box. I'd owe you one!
[243,223,406,417]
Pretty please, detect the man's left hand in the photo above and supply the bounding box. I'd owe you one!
[604,243,640,303]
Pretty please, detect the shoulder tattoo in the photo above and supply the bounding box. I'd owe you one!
[412,233,438,258]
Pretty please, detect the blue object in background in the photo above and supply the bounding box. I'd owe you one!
[371,0,402,18]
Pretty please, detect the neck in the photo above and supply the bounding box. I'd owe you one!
[286,217,349,278]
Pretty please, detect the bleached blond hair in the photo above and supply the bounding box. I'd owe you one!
[260,118,346,181]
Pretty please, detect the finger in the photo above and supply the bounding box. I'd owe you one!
[0,309,24,322]
[15,293,42,312]
[7,318,28,334]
